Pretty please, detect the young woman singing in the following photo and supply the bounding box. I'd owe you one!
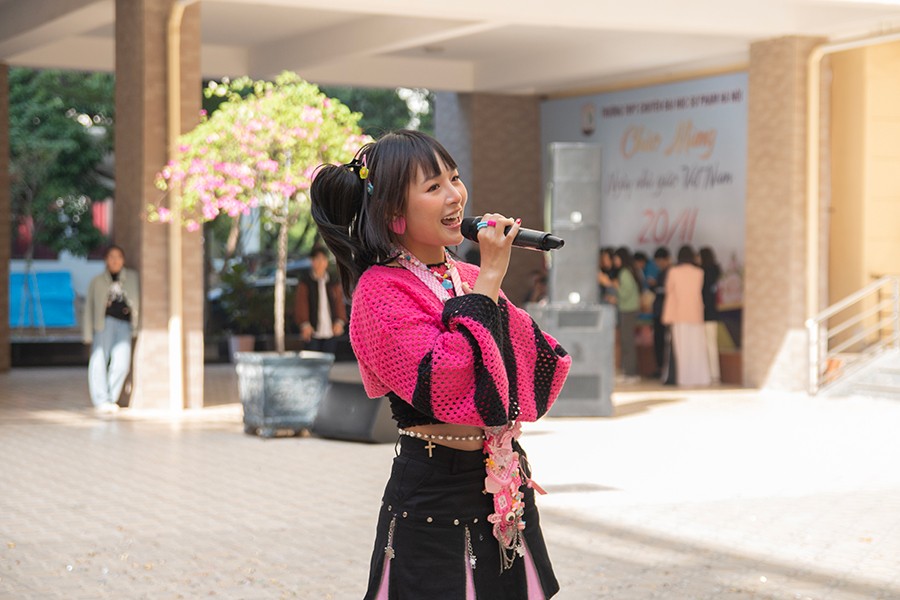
[311,130,570,599]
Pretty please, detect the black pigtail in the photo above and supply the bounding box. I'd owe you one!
[310,163,369,295]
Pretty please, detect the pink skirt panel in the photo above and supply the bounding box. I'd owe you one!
[374,558,391,600]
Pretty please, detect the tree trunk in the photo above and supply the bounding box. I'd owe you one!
[223,217,241,269]
[20,210,43,333]
[274,203,289,354]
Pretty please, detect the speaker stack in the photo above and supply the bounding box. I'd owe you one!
[528,143,614,417]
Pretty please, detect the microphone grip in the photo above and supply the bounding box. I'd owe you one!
[460,217,565,251]
[500,225,549,252]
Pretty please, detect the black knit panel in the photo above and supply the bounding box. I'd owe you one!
[531,319,569,418]
[442,293,503,348]
[411,350,436,419]
[457,327,508,426]
[497,299,520,421]
[388,392,443,428]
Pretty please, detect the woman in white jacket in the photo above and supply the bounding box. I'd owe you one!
[83,245,140,412]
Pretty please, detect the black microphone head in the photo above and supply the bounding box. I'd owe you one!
[460,216,481,242]
[545,236,565,250]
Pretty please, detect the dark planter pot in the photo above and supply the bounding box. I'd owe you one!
[234,350,335,437]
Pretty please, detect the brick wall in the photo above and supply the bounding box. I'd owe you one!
[436,93,545,303]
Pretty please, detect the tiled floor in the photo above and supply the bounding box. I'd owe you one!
[1,365,899,599]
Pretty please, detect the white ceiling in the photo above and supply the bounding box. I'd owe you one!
[1,0,899,94]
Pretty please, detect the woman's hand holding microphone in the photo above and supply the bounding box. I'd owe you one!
[461,213,521,303]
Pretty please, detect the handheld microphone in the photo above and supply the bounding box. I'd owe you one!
[460,217,565,251]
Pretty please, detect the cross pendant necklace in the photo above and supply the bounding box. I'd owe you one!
[425,440,436,458]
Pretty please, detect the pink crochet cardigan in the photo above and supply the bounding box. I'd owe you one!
[350,261,570,427]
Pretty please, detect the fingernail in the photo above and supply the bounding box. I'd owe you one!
[515,218,522,224]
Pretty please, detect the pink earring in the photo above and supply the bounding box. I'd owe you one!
[390,216,406,235]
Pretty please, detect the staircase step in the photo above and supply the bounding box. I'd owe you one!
[852,382,900,397]
[864,373,900,385]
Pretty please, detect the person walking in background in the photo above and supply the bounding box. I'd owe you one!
[598,246,621,379]
[633,250,656,319]
[651,247,671,378]
[83,245,140,413]
[634,250,658,291]
[700,246,722,384]
[662,245,710,386]
[310,130,570,598]
[294,246,347,354]
[597,246,618,305]
[614,246,642,383]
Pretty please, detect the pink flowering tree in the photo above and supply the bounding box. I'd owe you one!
[152,72,369,353]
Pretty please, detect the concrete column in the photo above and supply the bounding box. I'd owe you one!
[435,93,545,303]
[744,36,824,389]
[115,0,203,409]
[0,63,9,372]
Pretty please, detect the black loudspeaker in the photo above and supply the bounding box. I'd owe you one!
[312,380,396,443]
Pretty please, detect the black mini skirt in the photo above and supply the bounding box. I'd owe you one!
[363,435,559,599]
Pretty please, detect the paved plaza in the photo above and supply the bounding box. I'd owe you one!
[1,365,899,599]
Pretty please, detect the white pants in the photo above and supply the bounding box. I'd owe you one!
[705,321,721,383]
[88,316,133,406]
[671,323,711,386]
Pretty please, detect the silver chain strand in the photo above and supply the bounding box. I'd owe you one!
[465,525,477,570]
[384,516,397,560]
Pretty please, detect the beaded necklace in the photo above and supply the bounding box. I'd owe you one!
[391,245,463,302]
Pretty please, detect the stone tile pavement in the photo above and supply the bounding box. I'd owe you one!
[1,365,899,599]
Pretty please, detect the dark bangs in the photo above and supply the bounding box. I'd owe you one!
[405,132,457,182]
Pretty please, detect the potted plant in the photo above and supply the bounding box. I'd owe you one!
[151,72,369,435]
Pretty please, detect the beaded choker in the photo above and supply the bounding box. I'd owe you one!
[391,245,463,302]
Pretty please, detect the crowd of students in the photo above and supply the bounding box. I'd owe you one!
[598,244,722,386]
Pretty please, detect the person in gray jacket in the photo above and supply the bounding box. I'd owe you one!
[83,245,140,412]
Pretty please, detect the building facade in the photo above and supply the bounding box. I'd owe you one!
[1,0,898,404]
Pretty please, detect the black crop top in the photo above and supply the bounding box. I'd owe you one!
[388,392,443,429]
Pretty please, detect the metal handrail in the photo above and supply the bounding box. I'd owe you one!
[806,275,900,395]
[830,321,890,356]
[826,299,893,339]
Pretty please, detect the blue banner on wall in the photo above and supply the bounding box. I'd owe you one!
[9,272,77,328]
